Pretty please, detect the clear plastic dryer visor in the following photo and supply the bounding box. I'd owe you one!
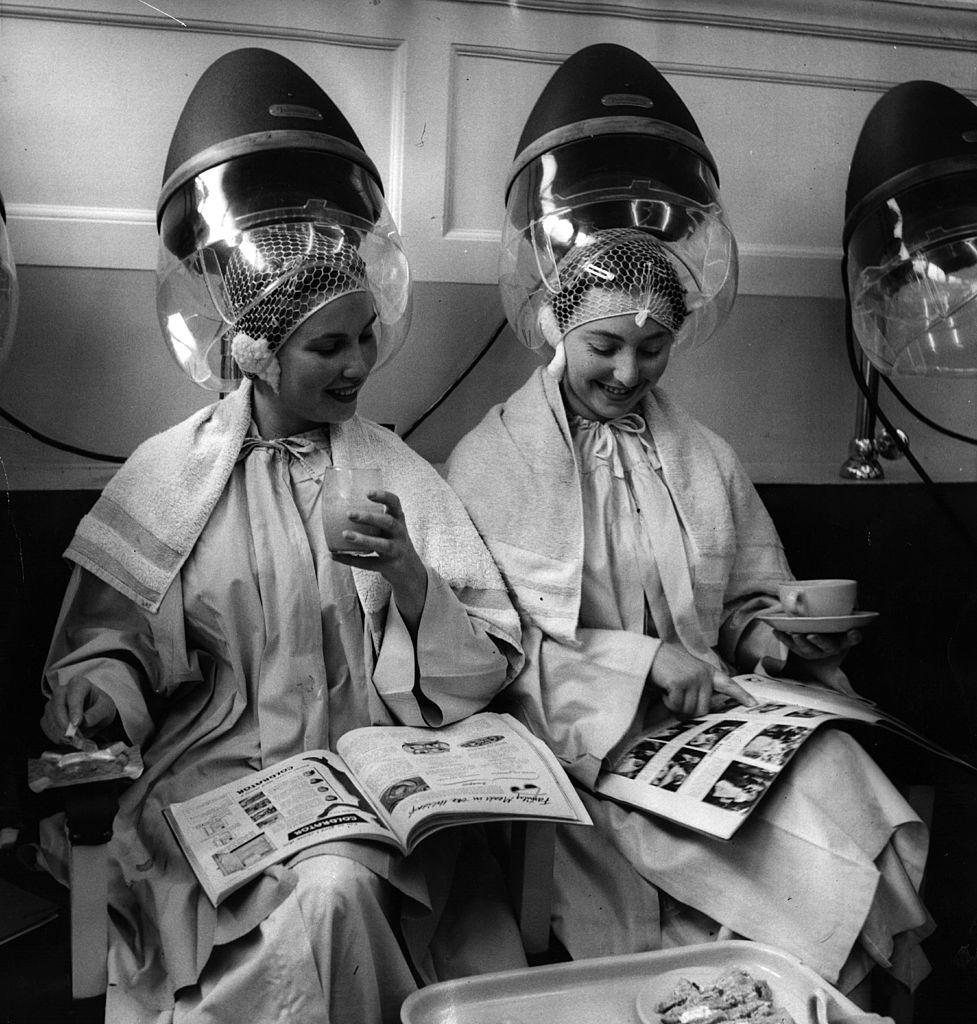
[847,170,977,376]
[500,135,737,351]
[156,150,411,391]
[0,216,18,368]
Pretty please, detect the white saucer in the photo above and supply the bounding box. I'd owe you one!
[757,611,879,634]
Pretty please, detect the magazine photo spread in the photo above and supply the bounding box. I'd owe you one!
[596,673,976,841]
[163,711,592,905]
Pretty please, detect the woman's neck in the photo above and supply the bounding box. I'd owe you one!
[251,385,321,440]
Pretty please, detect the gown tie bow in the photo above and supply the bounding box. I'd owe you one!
[237,435,327,480]
[576,412,656,475]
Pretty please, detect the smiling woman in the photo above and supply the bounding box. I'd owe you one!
[35,47,529,1024]
[560,311,673,423]
[446,43,934,1012]
[250,287,380,436]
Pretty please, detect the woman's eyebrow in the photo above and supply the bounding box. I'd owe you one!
[313,316,378,343]
[588,328,623,342]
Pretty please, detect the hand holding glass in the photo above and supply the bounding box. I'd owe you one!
[321,468,385,554]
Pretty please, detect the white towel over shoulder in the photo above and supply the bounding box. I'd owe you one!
[66,380,518,641]
[446,367,790,646]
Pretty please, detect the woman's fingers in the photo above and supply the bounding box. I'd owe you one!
[65,681,92,729]
[41,680,117,746]
[348,509,396,533]
[712,673,757,708]
[40,690,70,743]
[368,489,403,519]
[774,628,862,661]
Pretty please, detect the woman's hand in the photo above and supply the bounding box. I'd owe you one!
[329,489,429,630]
[773,628,863,696]
[649,642,757,718]
[774,628,861,662]
[40,677,118,747]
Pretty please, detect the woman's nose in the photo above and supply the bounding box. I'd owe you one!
[613,353,640,386]
[342,346,370,379]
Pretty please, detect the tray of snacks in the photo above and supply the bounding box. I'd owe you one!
[400,940,865,1024]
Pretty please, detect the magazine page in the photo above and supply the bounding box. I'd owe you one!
[336,712,592,849]
[738,673,976,771]
[164,749,398,905]
[595,672,975,840]
[595,679,852,840]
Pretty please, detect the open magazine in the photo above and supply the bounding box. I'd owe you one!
[164,712,592,906]
[596,672,975,841]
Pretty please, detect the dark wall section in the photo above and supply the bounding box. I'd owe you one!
[3,482,975,777]
[760,483,977,768]
[0,491,99,830]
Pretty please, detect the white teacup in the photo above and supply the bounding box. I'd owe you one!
[321,467,384,554]
[777,579,857,618]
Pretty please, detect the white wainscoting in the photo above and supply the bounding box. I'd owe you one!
[2,0,976,487]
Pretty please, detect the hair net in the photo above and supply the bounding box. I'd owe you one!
[222,223,371,388]
[539,229,688,344]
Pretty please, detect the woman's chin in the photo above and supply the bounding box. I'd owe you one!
[319,399,359,423]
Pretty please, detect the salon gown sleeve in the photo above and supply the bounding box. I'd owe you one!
[43,565,200,748]
[504,622,661,788]
[372,565,512,727]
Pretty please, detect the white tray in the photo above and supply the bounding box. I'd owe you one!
[401,941,863,1024]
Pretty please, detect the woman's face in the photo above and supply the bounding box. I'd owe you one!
[254,291,378,436]
[560,311,673,422]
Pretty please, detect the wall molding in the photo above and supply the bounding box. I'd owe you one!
[7,205,846,296]
[453,42,937,96]
[7,204,157,271]
[7,0,975,53]
[449,0,977,52]
[0,3,403,50]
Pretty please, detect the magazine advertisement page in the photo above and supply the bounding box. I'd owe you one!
[164,749,392,905]
[595,673,974,841]
[336,712,591,845]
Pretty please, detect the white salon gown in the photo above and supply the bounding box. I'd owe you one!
[538,414,933,993]
[43,429,526,1024]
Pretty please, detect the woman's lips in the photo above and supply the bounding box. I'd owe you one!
[327,385,361,404]
[598,382,637,400]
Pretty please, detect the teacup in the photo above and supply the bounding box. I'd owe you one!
[777,579,857,619]
[321,467,384,554]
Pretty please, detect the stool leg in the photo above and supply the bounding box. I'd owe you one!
[509,821,556,957]
[69,841,108,999]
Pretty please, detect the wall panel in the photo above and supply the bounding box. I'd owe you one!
[2,0,976,488]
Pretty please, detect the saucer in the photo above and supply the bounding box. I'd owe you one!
[757,611,879,634]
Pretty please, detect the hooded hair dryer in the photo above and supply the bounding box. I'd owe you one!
[844,80,977,377]
[499,43,737,354]
[155,48,411,391]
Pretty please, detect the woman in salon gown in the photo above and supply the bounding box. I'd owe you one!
[447,230,933,1000]
[40,282,527,1024]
